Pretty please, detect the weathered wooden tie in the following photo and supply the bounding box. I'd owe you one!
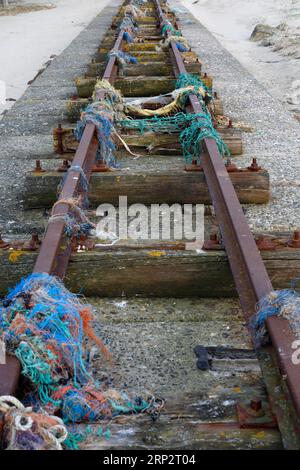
[53,126,242,155]
[0,246,298,298]
[24,164,269,209]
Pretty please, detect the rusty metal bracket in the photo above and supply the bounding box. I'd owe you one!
[237,398,277,429]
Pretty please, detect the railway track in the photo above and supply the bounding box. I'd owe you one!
[0,0,300,450]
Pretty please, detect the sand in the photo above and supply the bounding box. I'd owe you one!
[1,0,299,119]
[0,0,110,116]
[180,0,300,120]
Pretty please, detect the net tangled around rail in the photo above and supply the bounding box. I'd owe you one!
[118,74,230,162]
[0,273,163,450]
[251,280,300,347]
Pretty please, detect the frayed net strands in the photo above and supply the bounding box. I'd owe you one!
[0,396,68,450]
[0,273,164,450]
[156,35,190,53]
[75,80,124,169]
[56,164,90,211]
[120,11,139,42]
[176,72,212,96]
[124,2,143,19]
[124,82,207,118]
[108,49,138,77]
[49,196,96,240]
[118,74,229,163]
[120,0,151,42]
[76,79,142,164]
[119,112,230,163]
[161,20,181,38]
[251,280,300,347]
[123,74,211,118]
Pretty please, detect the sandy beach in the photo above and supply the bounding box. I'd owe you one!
[180,0,300,121]
[0,0,110,116]
[1,0,299,120]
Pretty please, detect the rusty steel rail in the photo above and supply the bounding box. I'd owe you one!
[0,26,126,398]
[154,0,300,435]
[35,28,124,279]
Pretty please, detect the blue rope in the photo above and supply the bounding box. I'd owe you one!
[123,31,133,43]
[176,43,189,52]
[75,104,117,167]
[251,280,300,346]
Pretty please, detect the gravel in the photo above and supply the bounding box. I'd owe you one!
[170,0,300,232]
[0,0,123,236]
[0,0,299,236]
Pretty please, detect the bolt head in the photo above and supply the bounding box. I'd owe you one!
[250,399,262,412]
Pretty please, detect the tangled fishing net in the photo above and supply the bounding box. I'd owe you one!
[108,49,138,77]
[75,79,125,169]
[119,0,145,42]
[118,74,229,163]
[251,281,300,347]
[176,73,212,97]
[0,396,68,450]
[157,33,190,53]
[75,79,141,166]
[124,74,209,117]
[0,273,164,450]
[49,196,95,241]
[161,20,181,38]
[75,59,226,165]
[159,20,191,51]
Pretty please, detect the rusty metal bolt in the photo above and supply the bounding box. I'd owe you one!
[58,159,70,172]
[34,160,45,173]
[0,234,10,249]
[214,91,218,99]
[225,158,239,173]
[203,233,223,250]
[256,235,276,251]
[184,159,203,172]
[248,158,261,172]
[23,232,41,251]
[31,232,40,245]
[92,159,112,173]
[56,123,64,155]
[250,399,262,413]
[227,119,233,129]
[288,230,300,248]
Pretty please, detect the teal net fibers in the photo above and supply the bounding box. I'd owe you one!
[119,112,191,133]
[161,21,181,37]
[176,73,212,96]
[108,50,138,67]
[75,103,117,168]
[118,73,229,163]
[0,273,163,429]
[179,113,230,162]
[251,279,300,346]
[75,79,126,169]
[57,165,90,211]
[119,112,230,162]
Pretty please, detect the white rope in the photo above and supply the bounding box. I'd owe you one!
[0,395,26,410]
[0,395,68,450]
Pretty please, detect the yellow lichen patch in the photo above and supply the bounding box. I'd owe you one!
[8,250,24,263]
[233,387,241,393]
[255,431,265,440]
[148,251,166,257]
